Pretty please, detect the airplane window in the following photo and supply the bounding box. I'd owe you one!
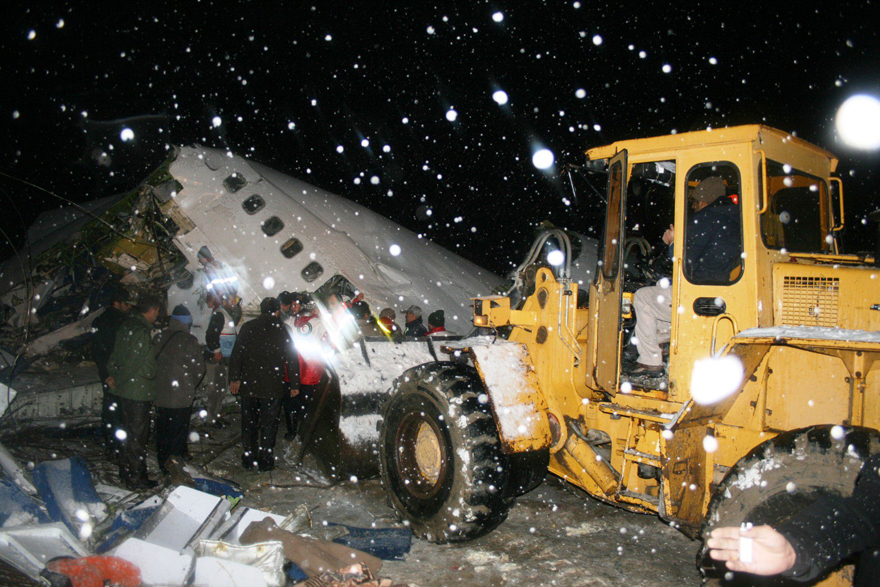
[281,237,304,258]
[223,173,247,193]
[302,261,324,283]
[262,216,284,236]
[242,194,266,215]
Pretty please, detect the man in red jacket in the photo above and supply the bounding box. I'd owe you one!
[285,293,327,441]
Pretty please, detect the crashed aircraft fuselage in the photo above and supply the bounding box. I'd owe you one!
[0,145,505,427]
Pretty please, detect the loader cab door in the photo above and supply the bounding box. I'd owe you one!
[593,150,627,393]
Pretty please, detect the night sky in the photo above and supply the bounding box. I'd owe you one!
[2,1,879,275]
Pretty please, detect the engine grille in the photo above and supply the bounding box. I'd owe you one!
[780,276,840,327]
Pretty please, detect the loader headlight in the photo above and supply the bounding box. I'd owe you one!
[474,315,489,327]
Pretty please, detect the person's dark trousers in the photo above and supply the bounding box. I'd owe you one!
[283,394,297,438]
[241,396,283,471]
[116,396,152,487]
[156,406,191,474]
[282,386,315,439]
[101,389,122,458]
[284,385,317,439]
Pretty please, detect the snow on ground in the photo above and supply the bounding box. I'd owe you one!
[1,400,701,587]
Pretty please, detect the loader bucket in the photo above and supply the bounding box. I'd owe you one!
[289,336,447,482]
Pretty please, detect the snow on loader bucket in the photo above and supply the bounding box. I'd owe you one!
[290,336,457,482]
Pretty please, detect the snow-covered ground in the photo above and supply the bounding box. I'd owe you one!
[0,402,699,586]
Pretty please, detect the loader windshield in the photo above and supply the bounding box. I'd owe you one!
[760,160,833,254]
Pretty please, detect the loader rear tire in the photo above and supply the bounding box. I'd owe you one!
[379,362,547,543]
[699,425,880,585]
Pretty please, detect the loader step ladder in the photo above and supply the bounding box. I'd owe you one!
[600,402,669,509]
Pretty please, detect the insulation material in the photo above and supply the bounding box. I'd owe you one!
[195,540,285,587]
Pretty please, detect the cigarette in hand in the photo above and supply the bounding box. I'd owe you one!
[740,522,754,563]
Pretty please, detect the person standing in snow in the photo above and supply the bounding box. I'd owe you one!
[229,297,299,472]
[280,291,304,439]
[106,293,162,490]
[706,453,880,585]
[203,292,241,428]
[153,305,206,474]
[91,288,133,458]
[629,176,740,376]
[286,293,328,441]
[426,309,450,337]
[403,305,428,337]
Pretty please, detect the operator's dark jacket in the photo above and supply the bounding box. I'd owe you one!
[91,306,129,382]
[228,314,300,399]
[778,453,880,584]
[685,198,741,283]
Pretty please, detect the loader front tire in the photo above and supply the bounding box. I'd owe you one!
[699,425,880,585]
[379,362,542,543]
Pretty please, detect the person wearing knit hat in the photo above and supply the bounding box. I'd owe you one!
[154,303,205,475]
[170,304,193,324]
[426,309,448,337]
[404,305,427,337]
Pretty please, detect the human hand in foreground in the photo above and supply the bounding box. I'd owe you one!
[213,351,222,363]
[105,376,116,390]
[662,224,675,245]
[229,380,241,395]
[290,387,299,398]
[707,525,797,576]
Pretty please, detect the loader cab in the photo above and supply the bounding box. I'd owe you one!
[585,126,843,403]
[588,138,751,401]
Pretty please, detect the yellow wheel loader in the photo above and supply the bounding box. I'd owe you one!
[377,126,880,585]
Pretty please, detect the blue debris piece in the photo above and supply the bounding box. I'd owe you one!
[32,457,108,536]
[192,478,244,501]
[0,477,51,528]
[95,498,162,553]
[286,561,308,582]
[332,525,413,560]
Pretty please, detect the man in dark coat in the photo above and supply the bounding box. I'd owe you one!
[153,305,206,474]
[229,297,300,472]
[107,293,161,490]
[91,288,133,457]
[707,453,880,585]
[403,305,428,337]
